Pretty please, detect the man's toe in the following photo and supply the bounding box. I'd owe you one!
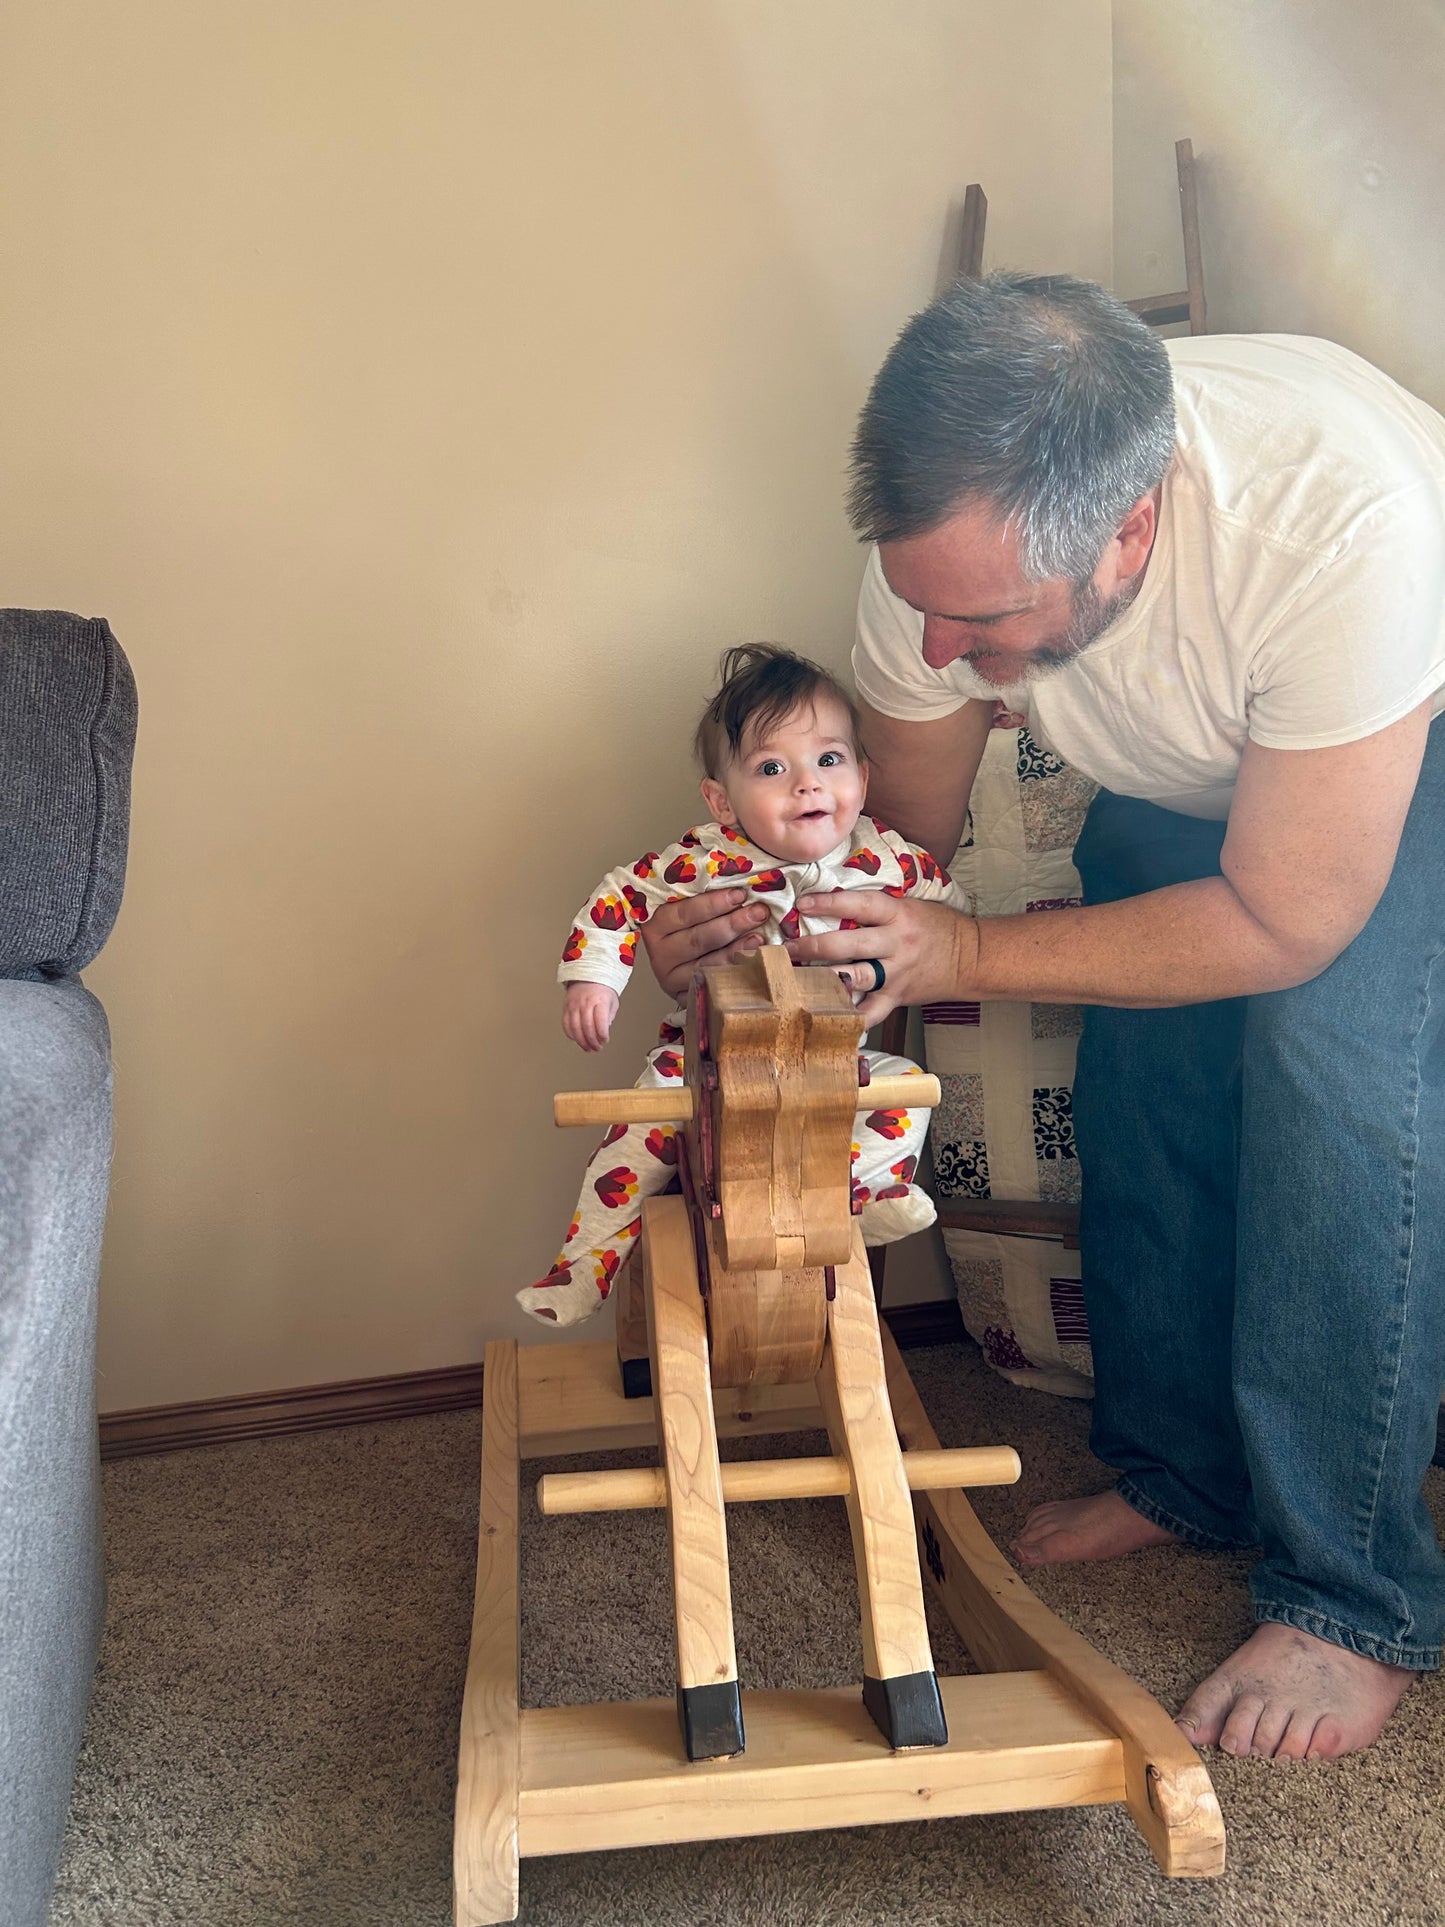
[1014,1532,1054,1567]
[1217,1692,1266,1756]
[1273,1708,1321,1762]
[1176,1671,1236,1748]
[1304,1713,1351,1761]
[1020,1501,1061,1534]
[1240,1698,1294,1758]
[1014,1506,1061,1560]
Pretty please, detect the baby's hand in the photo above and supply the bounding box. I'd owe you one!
[563,982,620,1053]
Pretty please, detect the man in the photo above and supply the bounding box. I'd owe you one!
[640,273,1445,1762]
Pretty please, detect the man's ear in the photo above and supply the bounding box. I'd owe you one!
[700,775,735,824]
[1111,489,1159,584]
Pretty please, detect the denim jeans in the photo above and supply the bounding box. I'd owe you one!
[1071,716,1445,1670]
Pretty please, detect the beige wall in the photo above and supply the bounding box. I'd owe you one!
[0,1,1113,1410]
[1114,0,1445,412]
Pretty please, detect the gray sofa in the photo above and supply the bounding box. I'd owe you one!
[0,611,136,1925]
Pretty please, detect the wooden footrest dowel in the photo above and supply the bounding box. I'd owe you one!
[537,1445,1020,1516]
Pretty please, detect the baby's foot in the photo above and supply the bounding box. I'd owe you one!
[860,1184,937,1247]
[515,1254,611,1328]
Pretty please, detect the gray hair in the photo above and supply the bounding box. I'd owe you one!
[848,272,1176,582]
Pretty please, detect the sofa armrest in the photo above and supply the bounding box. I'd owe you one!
[0,610,137,980]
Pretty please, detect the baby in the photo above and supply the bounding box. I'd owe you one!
[516,643,970,1327]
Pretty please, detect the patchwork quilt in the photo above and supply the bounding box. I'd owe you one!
[926,710,1098,1397]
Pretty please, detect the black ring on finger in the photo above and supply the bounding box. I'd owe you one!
[862,957,886,993]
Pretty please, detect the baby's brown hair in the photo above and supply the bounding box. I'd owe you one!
[693,644,866,780]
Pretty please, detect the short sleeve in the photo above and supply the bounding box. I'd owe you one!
[1247,489,1445,749]
[851,545,993,721]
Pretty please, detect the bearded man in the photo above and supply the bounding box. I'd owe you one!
[642,272,1445,1762]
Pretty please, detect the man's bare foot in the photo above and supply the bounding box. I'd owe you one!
[1175,1622,1415,1760]
[1015,1489,1179,1566]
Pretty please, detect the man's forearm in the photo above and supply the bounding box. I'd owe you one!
[971,876,1337,1007]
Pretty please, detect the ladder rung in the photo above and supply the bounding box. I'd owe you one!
[1125,291,1191,324]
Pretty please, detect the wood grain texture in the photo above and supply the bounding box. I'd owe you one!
[880,1324,1226,1878]
[704,1212,828,1392]
[705,953,859,1272]
[554,1087,694,1128]
[537,1444,1021,1514]
[815,1226,936,1684]
[860,1072,941,1111]
[453,1341,521,1926]
[516,1671,1122,1856]
[643,1196,738,1696]
[517,1338,824,1458]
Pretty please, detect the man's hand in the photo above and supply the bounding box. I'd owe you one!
[562,981,620,1052]
[787,891,978,1025]
[636,889,770,1000]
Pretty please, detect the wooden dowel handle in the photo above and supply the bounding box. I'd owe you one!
[554,1089,697,1128]
[537,1445,1019,1515]
[863,1074,940,1112]
[553,1073,940,1129]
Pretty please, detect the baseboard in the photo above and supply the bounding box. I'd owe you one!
[99,1361,487,1460]
[97,1300,968,1461]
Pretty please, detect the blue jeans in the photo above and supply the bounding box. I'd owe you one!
[1071,717,1445,1670]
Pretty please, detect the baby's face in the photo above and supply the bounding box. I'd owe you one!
[700,693,867,865]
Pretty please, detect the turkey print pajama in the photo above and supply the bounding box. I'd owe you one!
[517,815,970,1328]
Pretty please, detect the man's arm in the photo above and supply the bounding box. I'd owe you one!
[792,701,1435,1018]
[973,702,1433,1005]
[858,697,993,867]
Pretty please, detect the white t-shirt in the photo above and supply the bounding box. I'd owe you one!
[853,334,1445,819]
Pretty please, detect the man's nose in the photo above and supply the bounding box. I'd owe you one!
[920,616,968,670]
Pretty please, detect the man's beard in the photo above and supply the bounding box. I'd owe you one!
[967,575,1140,686]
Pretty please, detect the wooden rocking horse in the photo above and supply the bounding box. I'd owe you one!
[454,950,1225,1924]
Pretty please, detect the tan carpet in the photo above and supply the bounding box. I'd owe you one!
[52,1341,1445,1927]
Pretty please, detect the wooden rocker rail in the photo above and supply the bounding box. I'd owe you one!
[454,1329,1225,1924]
[454,952,1223,1924]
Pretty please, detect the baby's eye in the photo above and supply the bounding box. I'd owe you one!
[757,759,785,777]
[818,750,846,767]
